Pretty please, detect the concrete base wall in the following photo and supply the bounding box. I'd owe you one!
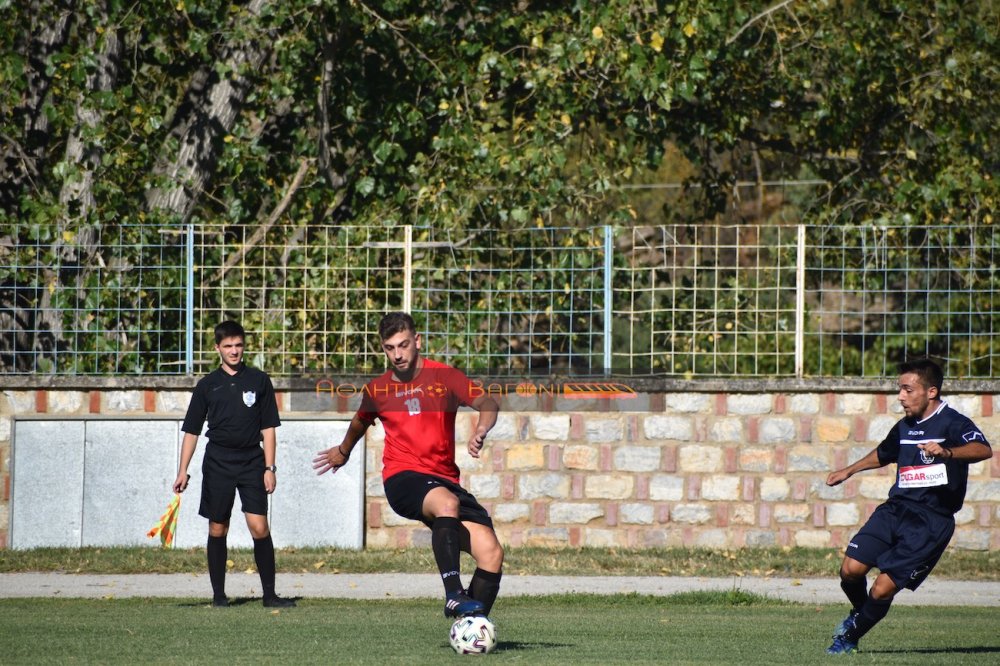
[6,415,359,550]
[1,387,998,551]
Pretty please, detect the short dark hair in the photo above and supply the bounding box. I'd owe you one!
[898,358,943,393]
[378,312,417,340]
[214,320,246,344]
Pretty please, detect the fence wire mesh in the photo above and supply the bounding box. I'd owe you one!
[1,224,997,378]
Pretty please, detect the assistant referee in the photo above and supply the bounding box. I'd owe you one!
[173,320,295,608]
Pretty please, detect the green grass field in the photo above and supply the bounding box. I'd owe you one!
[3,548,998,664]
[2,592,998,665]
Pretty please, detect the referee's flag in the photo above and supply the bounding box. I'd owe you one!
[147,494,181,547]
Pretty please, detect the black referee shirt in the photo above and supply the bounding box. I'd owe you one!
[182,364,281,449]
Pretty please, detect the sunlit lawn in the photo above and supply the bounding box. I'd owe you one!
[2,592,998,665]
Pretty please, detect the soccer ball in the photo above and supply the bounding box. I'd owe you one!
[449,615,497,655]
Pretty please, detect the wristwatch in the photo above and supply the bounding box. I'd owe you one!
[265,465,277,473]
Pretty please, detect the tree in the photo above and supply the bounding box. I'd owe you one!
[1,0,996,375]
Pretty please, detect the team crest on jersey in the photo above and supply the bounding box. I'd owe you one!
[243,390,256,407]
[919,449,937,465]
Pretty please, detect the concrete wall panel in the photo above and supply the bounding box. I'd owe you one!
[82,421,181,547]
[269,420,361,548]
[10,419,359,550]
[11,421,86,548]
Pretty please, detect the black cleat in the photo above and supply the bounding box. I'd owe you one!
[263,595,296,608]
[212,596,230,608]
[444,590,485,618]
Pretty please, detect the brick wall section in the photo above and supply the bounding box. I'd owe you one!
[2,388,999,550]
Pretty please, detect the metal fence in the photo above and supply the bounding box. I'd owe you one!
[2,223,998,378]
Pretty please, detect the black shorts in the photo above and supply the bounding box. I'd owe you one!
[199,444,268,522]
[845,500,954,591]
[383,471,493,529]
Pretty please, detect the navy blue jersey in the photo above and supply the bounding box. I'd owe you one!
[182,364,281,449]
[877,402,990,515]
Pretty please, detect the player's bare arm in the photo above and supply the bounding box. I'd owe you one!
[917,441,992,462]
[826,448,883,486]
[467,395,499,458]
[314,413,370,474]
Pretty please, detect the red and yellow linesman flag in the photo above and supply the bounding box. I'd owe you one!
[147,494,181,548]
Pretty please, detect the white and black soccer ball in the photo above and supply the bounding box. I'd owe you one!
[449,615,497,655]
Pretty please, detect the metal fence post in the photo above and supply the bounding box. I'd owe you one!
[795,224,805,378]
[403,225,413,314]
[185,223,195,375]
[604,224,613,375]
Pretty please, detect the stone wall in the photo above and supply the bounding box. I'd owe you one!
[2,386,999,550]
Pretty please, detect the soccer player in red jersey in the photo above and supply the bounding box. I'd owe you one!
[314,312,502,618]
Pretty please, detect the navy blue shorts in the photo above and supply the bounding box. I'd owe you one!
[383,471,493,529]
[845,500,954,591]
[199,444,268,522]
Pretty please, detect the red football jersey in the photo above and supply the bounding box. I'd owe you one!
[358,359,479,483]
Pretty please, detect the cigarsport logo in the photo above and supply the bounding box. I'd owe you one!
[898,463,948,488]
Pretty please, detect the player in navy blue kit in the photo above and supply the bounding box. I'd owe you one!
[824,358,992,654]
[173,320,295,608]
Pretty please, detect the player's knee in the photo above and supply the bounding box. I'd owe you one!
[424,488,461,518]
[249,525,270,540]
[438,496,462,518]
[208,522,229,538]
[839,562,865,581]
[477,539,504,571]
[431,501,460,519]
[870,576,899,600]
[495,542,505,569]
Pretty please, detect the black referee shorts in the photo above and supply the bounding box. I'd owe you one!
[383,471,493,530]
[199,444,269,522]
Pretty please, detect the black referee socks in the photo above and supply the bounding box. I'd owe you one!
[207,535,227,600]
[253,534,278,599]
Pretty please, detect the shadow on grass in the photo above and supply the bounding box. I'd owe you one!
[174,596,303,608]
[867,646,1000,656]
[438,641,572,654]
[496,641,574,651]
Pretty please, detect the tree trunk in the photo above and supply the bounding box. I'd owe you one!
[145,0,273,221]
[0,0,76,213]
[59,0,122,221]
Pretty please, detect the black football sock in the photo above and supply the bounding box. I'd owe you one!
[431,517,464,596]
[253,534,277,599]
[840,576,868,612]
[845,594,893,643]
[207,535,228,600]
[469,567,502,615]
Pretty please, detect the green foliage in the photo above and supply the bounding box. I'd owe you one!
[1,1,997,376]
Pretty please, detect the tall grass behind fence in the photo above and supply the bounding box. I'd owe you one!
[1,223,997,379]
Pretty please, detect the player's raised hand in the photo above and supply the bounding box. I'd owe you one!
[468,430,486,458]
[313,445,350,475]
[917,442,947,459]
[826,469,850,487]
